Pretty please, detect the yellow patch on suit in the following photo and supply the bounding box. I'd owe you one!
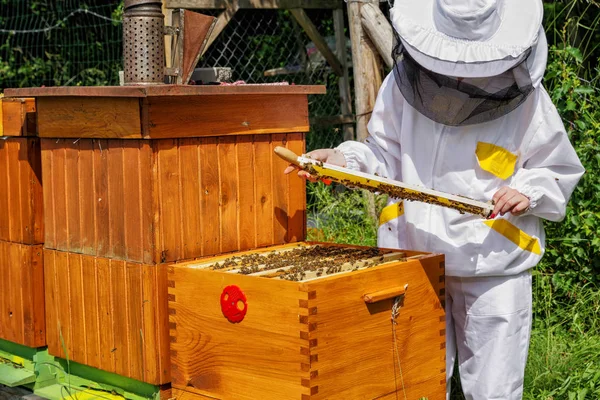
[379,202,404,226]
[484,219,541,255]
[476,142,517,180]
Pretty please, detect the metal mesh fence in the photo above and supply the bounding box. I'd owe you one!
[0,0,123,88]
[196,8,350,149]
[0,2,351,149]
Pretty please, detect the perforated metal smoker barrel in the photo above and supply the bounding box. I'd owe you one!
[123,0,165,85]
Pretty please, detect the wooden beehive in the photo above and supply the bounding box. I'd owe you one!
[1,86,323,264]
[43,248,170,384]
[168,242,446,400]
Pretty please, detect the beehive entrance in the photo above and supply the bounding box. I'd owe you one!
[187,243,408,282]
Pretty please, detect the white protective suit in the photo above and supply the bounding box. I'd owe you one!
[336,29,584,400]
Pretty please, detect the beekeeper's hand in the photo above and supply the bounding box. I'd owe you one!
[491,187,530,218]
[283,148,346,182]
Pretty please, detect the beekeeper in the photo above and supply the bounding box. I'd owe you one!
[286,0,585,398]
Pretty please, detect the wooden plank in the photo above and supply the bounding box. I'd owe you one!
[361,3,394,69]
[8,243,23,344]
[5,85,326,98]
[36,97,142,139]
[200,138,220,256]
[218,137,238,253]
[290,8,343,76]
[96,256,115,372]
[178,139,203,259]
[94,140,111,257]
[286,133,305,243]
[40,140,55,249]
[156,139,182,263]
[271,134,288,244]
[51,142,68,250]
[68,254,86,362]
[201,2,239,57]
[348,0,384,141]
[111,259,130,377]
[78,140,96,254]
[166,0,342,9]
[126,262,144,382]
[236,136,255,251]
[43,249,58,356]
[108,141,127,260]
[0,142,9,241]
[122,141,145,263]
[25,139,44,244]
[334,9,355,141]
[54,250,71,360]
[169,266,305,399]
[146,95,310,138]
[156,264,171,384]
[254,136,273,247]
[82,254,100,367]
[30,246,45,347]
[142,265,160,383]
[65,142,82,252]
[6,139,22,243]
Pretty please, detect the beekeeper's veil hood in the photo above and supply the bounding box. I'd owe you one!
[390,0,547,126]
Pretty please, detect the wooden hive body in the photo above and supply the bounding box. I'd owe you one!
[0,99,46,349]
[169,243,446,400]
[40,134,304,264]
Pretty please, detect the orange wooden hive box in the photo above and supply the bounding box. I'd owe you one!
[0,98,46,349]
[168,242,446,400]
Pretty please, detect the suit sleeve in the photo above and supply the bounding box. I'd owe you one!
[336,72,404,180]
[510,90,585,221]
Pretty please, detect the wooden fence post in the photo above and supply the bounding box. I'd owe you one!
[333,8,355,141]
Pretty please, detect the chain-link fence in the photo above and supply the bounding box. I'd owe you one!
[0,2,353,150]
[0,0,123,88]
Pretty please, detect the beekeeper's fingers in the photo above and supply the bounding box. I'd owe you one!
[298,170,319,182]
[509,195,531,216]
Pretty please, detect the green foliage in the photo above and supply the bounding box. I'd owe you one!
[306,182,385,247]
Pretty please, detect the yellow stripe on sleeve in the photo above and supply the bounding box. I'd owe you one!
[379,202,404,226]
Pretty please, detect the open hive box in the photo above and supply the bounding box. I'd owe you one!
[169,242,446,400]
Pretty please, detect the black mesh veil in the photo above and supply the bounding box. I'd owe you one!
[392,33,535,126]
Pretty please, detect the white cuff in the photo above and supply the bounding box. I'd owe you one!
[335,145,361,171]
[512,183,543,211]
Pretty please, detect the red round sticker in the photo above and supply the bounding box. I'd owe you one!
[220,285,248,323]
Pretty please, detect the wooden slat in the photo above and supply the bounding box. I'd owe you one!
[178,139,203,259]
[0,142,9,241]
[69,254,86,362]
[96,256,115,372]
[82,254,100,367]
[271,134,289,244]
[156,139,182,263]
[290,8,343,76]
[166,0,342,9]
[30,246,45,347]
[112,259,130,377]
[41,141,55,249]
[6,140,22,243]
[286,133,305,242]
[218,137,238,253]
[127,262,144,381]
[108,141,127,260]
[36,97,141,139]
[236,136,256,251]
[5,85,326,98]
[65,142,82,251]
[94,140,111,258]
[8,243,23,343]
[254,136,274,247]
[146,95,309,138]
[123,142,144,262]
[78,140,96,254]
[43,249,169,384]
[200,137,220,256]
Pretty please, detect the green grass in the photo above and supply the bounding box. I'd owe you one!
[308,184,600,400]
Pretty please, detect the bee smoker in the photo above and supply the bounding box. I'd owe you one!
[122,0,165,85]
